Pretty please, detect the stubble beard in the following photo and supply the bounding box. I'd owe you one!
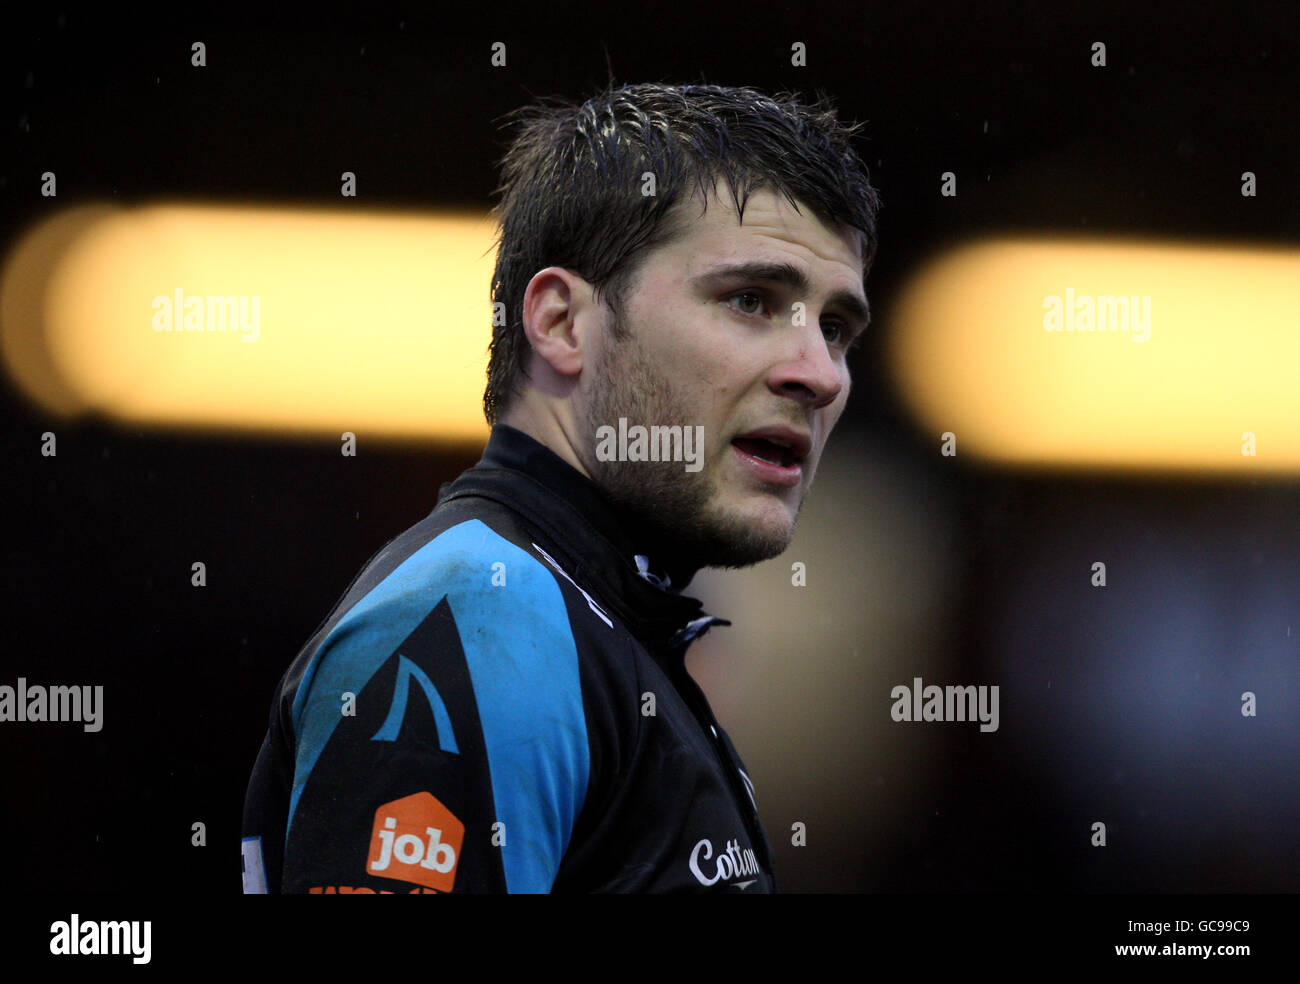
[581,313,801,571]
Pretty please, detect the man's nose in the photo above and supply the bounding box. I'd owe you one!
[769,322,844,409]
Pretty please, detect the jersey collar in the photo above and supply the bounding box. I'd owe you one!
[436,424,731,658]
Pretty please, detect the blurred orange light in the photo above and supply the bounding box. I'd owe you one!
[0,203,498,441]
[888,237,1300,474]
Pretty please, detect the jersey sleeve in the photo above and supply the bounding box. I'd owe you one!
[277,519,592,894]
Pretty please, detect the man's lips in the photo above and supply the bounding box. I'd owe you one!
[730,428,810,488]
[730,426,812,467]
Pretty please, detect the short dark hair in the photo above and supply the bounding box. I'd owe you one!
[483,81,882,425]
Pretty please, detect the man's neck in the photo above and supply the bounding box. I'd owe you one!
[497,409,592,481]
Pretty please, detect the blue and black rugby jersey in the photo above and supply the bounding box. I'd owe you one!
[241,423,778,893]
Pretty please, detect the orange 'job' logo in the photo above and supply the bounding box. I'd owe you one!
[366,792,463,892]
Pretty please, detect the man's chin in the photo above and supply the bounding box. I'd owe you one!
[690,506,796,570]
[592,460,799,570]
[702,532,791,570]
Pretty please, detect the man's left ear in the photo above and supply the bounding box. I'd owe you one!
[520,266,594,378]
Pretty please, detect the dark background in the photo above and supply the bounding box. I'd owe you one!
[1,2,1298,897]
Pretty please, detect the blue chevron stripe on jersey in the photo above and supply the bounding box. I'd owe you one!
[369,653,460,749]
[287,518,589,893]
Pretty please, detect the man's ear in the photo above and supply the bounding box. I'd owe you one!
[520,266,597,378]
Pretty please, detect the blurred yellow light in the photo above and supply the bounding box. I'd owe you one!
[888,237,1300,474]
[0,203,498,441]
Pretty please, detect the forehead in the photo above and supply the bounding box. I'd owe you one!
[659,179,865,280]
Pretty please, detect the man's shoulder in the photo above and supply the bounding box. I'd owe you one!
[371,496,629,638]
[275,495,642,730]
[282,511,599,733]
[328,512,580,645]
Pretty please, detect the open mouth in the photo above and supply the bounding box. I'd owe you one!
[731,436,799,468]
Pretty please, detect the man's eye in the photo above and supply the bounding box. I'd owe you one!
[726,291,767,317]
[821,320,846,345]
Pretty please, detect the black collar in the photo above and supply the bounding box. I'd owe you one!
[435,424,729,660]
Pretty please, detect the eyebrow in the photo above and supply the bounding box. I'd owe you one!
[692,260,871,332]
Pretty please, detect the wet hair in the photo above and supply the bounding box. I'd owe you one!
[484,81,881,424]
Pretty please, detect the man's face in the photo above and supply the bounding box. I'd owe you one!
[579,181,868,570]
